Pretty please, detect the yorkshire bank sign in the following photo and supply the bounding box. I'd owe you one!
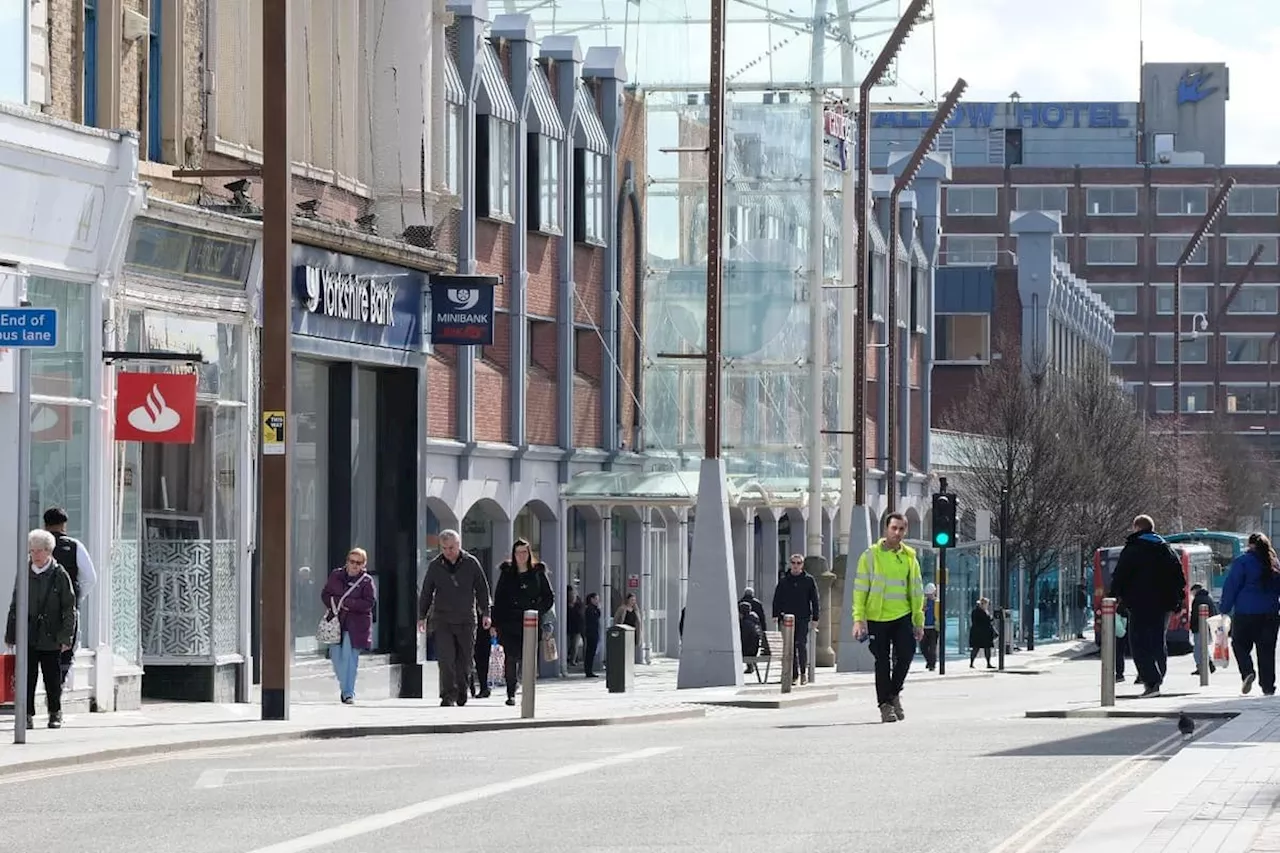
[295,265,398,327]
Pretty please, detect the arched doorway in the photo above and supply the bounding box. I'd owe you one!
[461,498,510,582]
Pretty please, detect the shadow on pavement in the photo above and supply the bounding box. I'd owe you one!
[774,721,882,730]
[985,720,1178,757]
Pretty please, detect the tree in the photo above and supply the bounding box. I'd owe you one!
[1145,418,1227,531]
[1198,414,1273,530]
[940,345,1086,649]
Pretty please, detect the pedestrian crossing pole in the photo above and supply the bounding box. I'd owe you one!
[937,548,947,676]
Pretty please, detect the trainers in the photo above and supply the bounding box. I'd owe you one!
[505,697,516,706]
[1244,673,1257,695]
[892,696,905,721]
[879,703,898,723]
[800,673,808,686]
[1140,686,1161,698]
[48,713,62,729]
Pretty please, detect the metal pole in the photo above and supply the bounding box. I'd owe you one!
[998,485,1009,671]
[703,0,726,458]
[260,0,294,721]
[521,610,537,719]
[781,614,795,693]
[807,619,817,683]
[13,314,31,744]
[1172,263,1182,529]
[1198,604,1211,687]
[937,547,947,676]
[1100,597,1116,707]
[806,86,825,555]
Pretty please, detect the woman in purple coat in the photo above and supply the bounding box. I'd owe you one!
[320,548,377,704]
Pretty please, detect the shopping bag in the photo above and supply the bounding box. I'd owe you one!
[488,640,505,688]
[1210,614,1232,664]
[542,632,559,663]
[0,652,14,705]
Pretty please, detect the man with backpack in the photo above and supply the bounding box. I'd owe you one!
[43,507,97,688]
[1108,514,1186,698]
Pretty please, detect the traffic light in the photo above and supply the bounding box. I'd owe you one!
[932,492,958,549]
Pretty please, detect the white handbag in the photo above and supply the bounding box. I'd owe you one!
[316,574,368,646]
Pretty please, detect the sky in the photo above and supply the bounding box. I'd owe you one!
[904,0,1280,164]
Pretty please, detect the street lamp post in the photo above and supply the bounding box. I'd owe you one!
[1172,178,1234,530]
[884,78,966,513]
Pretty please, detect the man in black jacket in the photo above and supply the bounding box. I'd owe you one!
[418,529,492,707]
[772,554,821,685]
[1108,514,1186,698]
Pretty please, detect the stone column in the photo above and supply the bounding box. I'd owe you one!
[757,511,781,614]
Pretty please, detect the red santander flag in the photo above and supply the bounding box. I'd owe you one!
[115,372,198,444]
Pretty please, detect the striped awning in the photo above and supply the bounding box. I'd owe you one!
[527,64,565,139]
[477,42,519,124]
[444,52,466,105]
[573,80,611,154]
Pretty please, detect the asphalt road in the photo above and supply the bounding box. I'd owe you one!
[0,660,1212,853]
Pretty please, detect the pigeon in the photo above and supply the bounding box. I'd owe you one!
[1178,713,1195,737]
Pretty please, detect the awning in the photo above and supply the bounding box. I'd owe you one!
[573,80,611,154]
[444,51,467,106]
[528,65,565,139]
[477,42,519,124]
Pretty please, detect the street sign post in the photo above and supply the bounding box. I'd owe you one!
[2,303,59,745]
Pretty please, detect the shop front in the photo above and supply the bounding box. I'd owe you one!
[0,107,143,713]
[107,202,260,705]
[288,243,427,694]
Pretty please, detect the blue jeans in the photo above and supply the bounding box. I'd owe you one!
[331,632,361,698]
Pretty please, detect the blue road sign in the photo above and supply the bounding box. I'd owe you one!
[0,307,58,347]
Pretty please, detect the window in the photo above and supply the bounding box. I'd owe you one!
[1016,186,1068,213]
[0,0,22,104]
[1228,187,1280,216]
[480,117,515,220]
[529,135,562,233]
[1111,334,1139,364]
[934,314,991,363]
[1156,186,1209,216]
[1225,386,1279,414]
[1053,235,1069,264]
[1227,236,1279,265]
[1085,187,1138,216]
[1226,285,1280,315]
[146,0,162,161]
[83,0,97,123]
[575,150,606,245]
[1225,335,1274,364]
[945,187,999,217]
[1155,236,1207,266]
[1153,285,1209,315]
[1155,384,1213,414]
[1091,285,1139,314]
[943,236,997,266]
[1154,334,1209,364]
[1085,236,1138,265]
[444,103,461,194]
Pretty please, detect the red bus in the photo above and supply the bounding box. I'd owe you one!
[1092,543,1214,655]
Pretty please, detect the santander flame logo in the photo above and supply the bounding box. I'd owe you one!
[127,383,182,433]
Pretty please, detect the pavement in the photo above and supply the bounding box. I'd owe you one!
[0,646,1192,853]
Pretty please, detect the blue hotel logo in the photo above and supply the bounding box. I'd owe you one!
[1177,68,1218,106]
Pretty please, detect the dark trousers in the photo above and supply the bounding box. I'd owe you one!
[583,633,600,676]
[1231,612,1279,693]
[59,613,78,686]
[969,647,992,666]
[498,624,526,699]
[868,615,916,706]
[1128,611,1170,689]
[792,619,812,677]
[27,648,62,718]
[1115,633,1128,677]
[921,628,938,669]
[433,621,476,701]
[472,633,492,694]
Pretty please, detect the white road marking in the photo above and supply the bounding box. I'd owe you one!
[195,764,421,790]
[242,746,680,853]
[986,730,1185,853]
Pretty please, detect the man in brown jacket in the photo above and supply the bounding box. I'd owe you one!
[418,529,492,706]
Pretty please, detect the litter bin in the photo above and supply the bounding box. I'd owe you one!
[606,624,636,693]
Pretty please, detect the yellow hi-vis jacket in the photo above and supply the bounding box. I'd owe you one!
[852,540,926,627]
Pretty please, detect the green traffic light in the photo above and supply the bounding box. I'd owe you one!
[934,532,951,547]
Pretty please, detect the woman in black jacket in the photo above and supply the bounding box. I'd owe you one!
[492,539,555,706]
[969,597,997,669]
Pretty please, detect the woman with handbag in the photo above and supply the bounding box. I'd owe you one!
[319,548,376,704]
[492,539,555,706]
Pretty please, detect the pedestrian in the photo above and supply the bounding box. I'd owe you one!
[1114,609,1128,682]
[417,528,492,707]
[968,597,996,669]
[1107,514,1186,698]
[470,626,498,699]
[739,600,763,674]
[1188,583,1217,677]
[320,548,376,705]
[852,512,925,723]
[615,592,643,646]
[772,554,821,685]
[566,585,584,666]
[921,583,939,671]
[4,529,76,730]
[492,538,555,707]
[740,588,770,656]
[582,592,602,678]
[42,507,97,688]
[1218,533,1280,696]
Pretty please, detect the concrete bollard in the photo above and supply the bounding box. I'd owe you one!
[781,614,795,694]
[807,620,817,684]
[1100,597,1116,707]
[521,609,538,719]
[1198,604,1211,687]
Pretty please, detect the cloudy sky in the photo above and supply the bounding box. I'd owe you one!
[907,0,1279,164]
